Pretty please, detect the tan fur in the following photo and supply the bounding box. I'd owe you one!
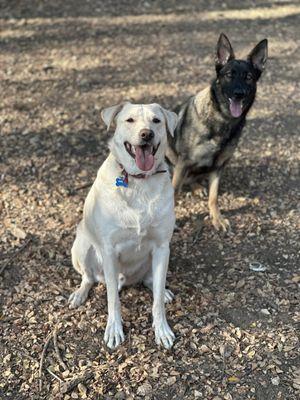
[208,172,230,231]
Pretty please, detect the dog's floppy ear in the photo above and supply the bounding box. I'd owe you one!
[215,33,235,72]
[101,101,130,131]
[160,107,178,137]
[247,39,268,75]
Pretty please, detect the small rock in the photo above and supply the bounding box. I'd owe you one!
[137,382,152,396]
[271,376,280,386]
[10,225,26,240]
[167,376,176,385]
[260,308,271,316]
[199,344,210,353]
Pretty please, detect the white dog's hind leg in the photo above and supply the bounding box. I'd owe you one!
[69,240,100,308]
[143,270,174,303]
[151,243,175,349]
[68,274,94,308]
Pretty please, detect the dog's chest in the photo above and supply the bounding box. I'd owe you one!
[113,185,172,259]
[190,120,241,169]
[114,196,162,262]
[122,191,162,232]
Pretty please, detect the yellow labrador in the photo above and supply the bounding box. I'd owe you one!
[69,102,178,349]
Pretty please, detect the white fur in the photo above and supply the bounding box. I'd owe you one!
[69,102,177,349]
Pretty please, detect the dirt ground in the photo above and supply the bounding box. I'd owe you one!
[0,1,299,399]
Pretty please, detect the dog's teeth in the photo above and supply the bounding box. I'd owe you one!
[131,146,136,155]
[125,142,133,152]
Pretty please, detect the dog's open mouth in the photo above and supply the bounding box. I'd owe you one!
[229,98,243,118]
[124,142,160,171]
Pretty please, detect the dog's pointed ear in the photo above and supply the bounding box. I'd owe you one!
[160,107,178,137]
[247,39,268,74]
[101,101,130,131]
[215,33,235,71]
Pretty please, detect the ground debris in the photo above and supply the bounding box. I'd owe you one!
[0,1,299,399]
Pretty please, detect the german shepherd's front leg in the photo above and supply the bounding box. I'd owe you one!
[172,158,188,192]
[208,171,230,231]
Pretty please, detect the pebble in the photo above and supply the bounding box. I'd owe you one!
[271,376,280,386]
[260,308,271,315]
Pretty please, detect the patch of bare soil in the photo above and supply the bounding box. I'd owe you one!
[0,1,299,399]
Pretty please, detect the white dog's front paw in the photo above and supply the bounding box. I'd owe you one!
[104,319,125,349]
[68,289,88,308]
[153,319,175,349]
[165,289,174,303]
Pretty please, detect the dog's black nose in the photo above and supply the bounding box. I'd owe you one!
[233,88,246,100]
[140,129,154,142]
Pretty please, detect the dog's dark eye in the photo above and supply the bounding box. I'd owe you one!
[225,72,232,79]
[153,117,161,124]
[126,117,134,123]
[246,73,253,82]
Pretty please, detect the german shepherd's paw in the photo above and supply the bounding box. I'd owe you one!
[211,215,230,232]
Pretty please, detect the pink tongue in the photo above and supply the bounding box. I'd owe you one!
[135,146,154,171]
[229,100,243,118]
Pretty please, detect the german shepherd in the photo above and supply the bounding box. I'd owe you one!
[167,33,268,231]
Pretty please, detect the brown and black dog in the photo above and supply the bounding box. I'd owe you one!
[167,33,268,231]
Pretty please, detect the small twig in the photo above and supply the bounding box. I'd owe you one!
[75,182,92,191]
[39,332,52,392]
[53,327,68,371]
[60,370,94,394]
[46,368,64,383]
[0,237,31,275]
[68,182,92,195]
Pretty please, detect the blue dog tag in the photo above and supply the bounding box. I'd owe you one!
[115,176,128,188]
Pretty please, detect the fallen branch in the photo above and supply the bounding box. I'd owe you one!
[0,237,31,275]
[53,327,68,371]
[60,370,94,394]
[39,332,52,392]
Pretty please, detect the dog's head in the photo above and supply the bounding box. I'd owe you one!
[101,102,177,174]
[213,33,268,118]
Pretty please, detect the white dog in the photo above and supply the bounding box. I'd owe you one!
[69,102,178,349]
